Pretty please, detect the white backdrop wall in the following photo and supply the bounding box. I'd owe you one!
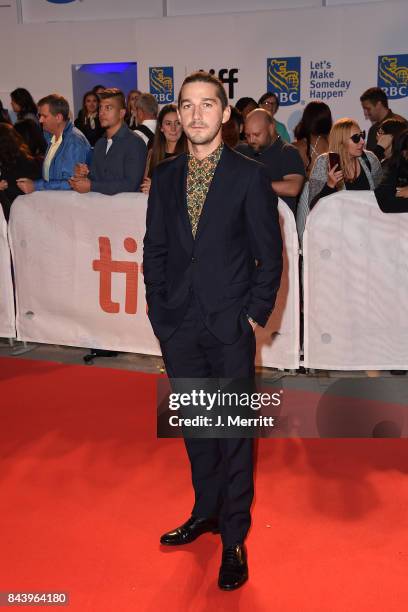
[0,1,407,135]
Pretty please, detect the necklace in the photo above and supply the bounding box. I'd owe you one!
[309,135,321,158]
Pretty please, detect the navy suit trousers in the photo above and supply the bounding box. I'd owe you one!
[160,296,256,547]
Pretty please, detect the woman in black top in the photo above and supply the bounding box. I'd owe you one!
[14,118,47,160]
[372,118,407,163]
[0,124,42,221]
[375,128,408,213]
[74,91,104,147]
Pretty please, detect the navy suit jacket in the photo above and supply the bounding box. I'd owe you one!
[143,145,283,344]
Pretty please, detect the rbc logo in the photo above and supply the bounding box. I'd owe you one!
[267,57,301,106]
[149,67,174,103]
[378,55,408,99]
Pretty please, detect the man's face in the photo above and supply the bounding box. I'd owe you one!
[245,115,274,152]
[38,104,60,135]
[99,97,125,129]
[178,81,230,146]
[361,100,383,123]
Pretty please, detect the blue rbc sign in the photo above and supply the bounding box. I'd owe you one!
[378,55,408,100]
[267,57,301,106]
[149,67,174,104]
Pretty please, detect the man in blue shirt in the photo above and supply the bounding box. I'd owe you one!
[17,94,90,193]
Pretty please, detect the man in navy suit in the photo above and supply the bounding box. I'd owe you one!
[143,72,282,590]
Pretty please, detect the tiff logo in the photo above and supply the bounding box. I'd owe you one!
[200,69,239,99]
[93,237,140,314]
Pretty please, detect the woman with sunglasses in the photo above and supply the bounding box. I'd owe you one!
[308,118,382,210]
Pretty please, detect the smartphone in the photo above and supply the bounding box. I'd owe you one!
[328,152,341,171]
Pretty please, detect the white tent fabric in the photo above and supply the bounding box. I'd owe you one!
[255,200,300,369]
[8,192,298,368]
[0,206,15,338]
[9,191,160,355]
[303,191,408,370]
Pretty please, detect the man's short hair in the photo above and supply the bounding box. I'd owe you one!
[178,71,228,111]
[135,93,159,118]
[37,94,70,121]
[98,88,126,109]
[360,87,389,108]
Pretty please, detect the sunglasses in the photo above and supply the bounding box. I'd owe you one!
[350,130,366,144]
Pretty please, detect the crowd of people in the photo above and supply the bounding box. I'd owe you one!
[1,84,408,227]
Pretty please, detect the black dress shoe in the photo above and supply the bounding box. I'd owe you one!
[218,544,248,591]
[160,516,219,546]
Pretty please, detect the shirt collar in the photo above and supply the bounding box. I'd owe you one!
[104,122,127,142]
[50,133,63,146]
[188,142,224,166]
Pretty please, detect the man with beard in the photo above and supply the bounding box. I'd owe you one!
[237,108,305,213]
[69,88,146,194]
[143,72,282,590]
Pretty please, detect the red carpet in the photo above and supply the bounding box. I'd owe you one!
[1,357,408,611]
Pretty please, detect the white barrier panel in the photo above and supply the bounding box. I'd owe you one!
[8,192,298,368]
[255,200,300,369]
[0,206,15,338]
[303,191,408,370]
[9,192,161,355]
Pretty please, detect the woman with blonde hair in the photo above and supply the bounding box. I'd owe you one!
[308,117,382,210]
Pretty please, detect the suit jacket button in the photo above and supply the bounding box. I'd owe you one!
[191,257,195,263]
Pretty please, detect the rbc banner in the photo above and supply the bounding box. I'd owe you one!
[149,67,174,103]
[378,55,408,100]
[267,57,301,106]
